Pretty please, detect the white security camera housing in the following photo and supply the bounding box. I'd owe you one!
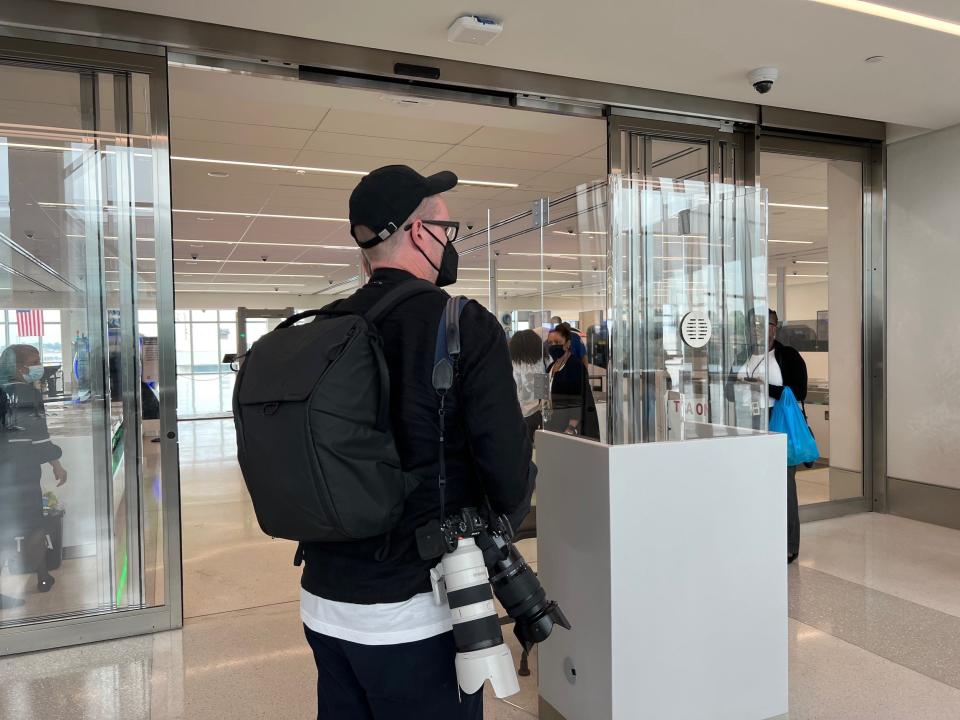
[748,67,779,95]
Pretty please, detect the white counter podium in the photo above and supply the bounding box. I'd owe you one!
[536,429,789,720]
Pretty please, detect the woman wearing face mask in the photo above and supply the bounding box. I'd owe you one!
[544,324,600,440]
[0,344,67,602]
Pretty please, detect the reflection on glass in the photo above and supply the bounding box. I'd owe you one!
[474,176,767,447]
[0,64,167,625]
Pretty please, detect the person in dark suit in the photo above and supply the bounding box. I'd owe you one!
[0,344,67,606]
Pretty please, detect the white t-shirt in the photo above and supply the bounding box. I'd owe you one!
[513,360,544,417]
[740,348,783,406]
[300,588,452,645]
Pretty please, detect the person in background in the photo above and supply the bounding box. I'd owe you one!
[568,330,589,368]
[509,329,545,444]
[544,324,600,440]
[741,310,807,564]
[0,344,67,605]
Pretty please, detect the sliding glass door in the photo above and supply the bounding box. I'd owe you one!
[0,33,180,654]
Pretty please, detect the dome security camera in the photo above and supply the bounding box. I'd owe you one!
[467,224,475,231]
[748,67,779,95]
[190,253,198,260]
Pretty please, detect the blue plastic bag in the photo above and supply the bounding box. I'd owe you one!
[769,386,820,467]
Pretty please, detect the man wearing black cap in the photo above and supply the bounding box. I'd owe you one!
[298,165,533,720]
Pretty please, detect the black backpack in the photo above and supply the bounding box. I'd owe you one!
[232,279,448,543]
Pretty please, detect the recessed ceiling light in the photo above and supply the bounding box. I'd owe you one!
[808,0,960,38]
[207,171,230,178]
[769,239,815,245]
[794,260,829,264]
[196,216,215,222]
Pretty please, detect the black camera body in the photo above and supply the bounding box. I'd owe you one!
[417,507,570,652]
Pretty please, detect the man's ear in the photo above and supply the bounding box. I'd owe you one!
[407,218,425,250]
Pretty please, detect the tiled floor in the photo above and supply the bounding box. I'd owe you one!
[3,418,960,719]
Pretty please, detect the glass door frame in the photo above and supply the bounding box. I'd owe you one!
[0,30,182,654]
[756,134,884,522]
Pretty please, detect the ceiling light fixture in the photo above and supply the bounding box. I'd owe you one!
[175,272,327,278]
[171,156,518,188]
[769,239,814,245]
[808,0,960,37]
[207,171,230,178]
[174,209,349,222]
[794,260,829,265]
[175,281,306,286]
[171,239,357,250]
[174,258,350,267]
[507,252,605,258]
[768,202,829,210]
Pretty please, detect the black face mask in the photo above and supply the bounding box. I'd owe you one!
[416,226,459,287]
[548,345,566,361]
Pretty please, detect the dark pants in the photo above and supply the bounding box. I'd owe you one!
[787,466,800,557]
[522,411,542,445]
[304,626,482,720]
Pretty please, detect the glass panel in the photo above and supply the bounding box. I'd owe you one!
[650,138,710,183]
[192,309,217,322]
[0,63,169,626]
[761,152,863,505]
[485,176,767,449]
[607,176,768,444]
[175,310,238,417]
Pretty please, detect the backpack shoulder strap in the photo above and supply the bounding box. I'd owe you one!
[364,279,441,325]
[432,296,470,392]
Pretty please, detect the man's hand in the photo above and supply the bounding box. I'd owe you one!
[51,460,68,486]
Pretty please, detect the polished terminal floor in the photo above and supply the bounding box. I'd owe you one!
[3,418,960,719]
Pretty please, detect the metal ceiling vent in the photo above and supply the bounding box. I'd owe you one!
[680,311,712,349]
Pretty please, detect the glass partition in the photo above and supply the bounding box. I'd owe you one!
[483,175,767,447]
[0,38,179,655]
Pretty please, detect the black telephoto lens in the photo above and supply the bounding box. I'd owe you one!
[487,543,571,651]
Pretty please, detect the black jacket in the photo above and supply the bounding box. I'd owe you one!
[770,340,808,404]
[301,269,533,604]
[0,382,62,532]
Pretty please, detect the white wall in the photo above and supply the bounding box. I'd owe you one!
[785,280,827,322]
[827,161,863,475]
[888,123,960,490]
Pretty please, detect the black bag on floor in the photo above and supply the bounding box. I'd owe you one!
[232,280,439,542]
[4,509,64,575]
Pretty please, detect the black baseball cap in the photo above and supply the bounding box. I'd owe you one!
[349,165,458,249]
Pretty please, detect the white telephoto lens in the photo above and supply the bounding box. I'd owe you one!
[455,645,521,698]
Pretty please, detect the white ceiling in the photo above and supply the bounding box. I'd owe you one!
[0,59,856,304]
[167,65,606,297]
[63,0,960,131]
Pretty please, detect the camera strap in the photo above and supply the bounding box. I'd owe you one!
[432,296,470,521]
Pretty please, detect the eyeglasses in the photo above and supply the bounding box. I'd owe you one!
[405,219,460,243]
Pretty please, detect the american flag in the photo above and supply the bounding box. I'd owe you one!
[16,309,44,337]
